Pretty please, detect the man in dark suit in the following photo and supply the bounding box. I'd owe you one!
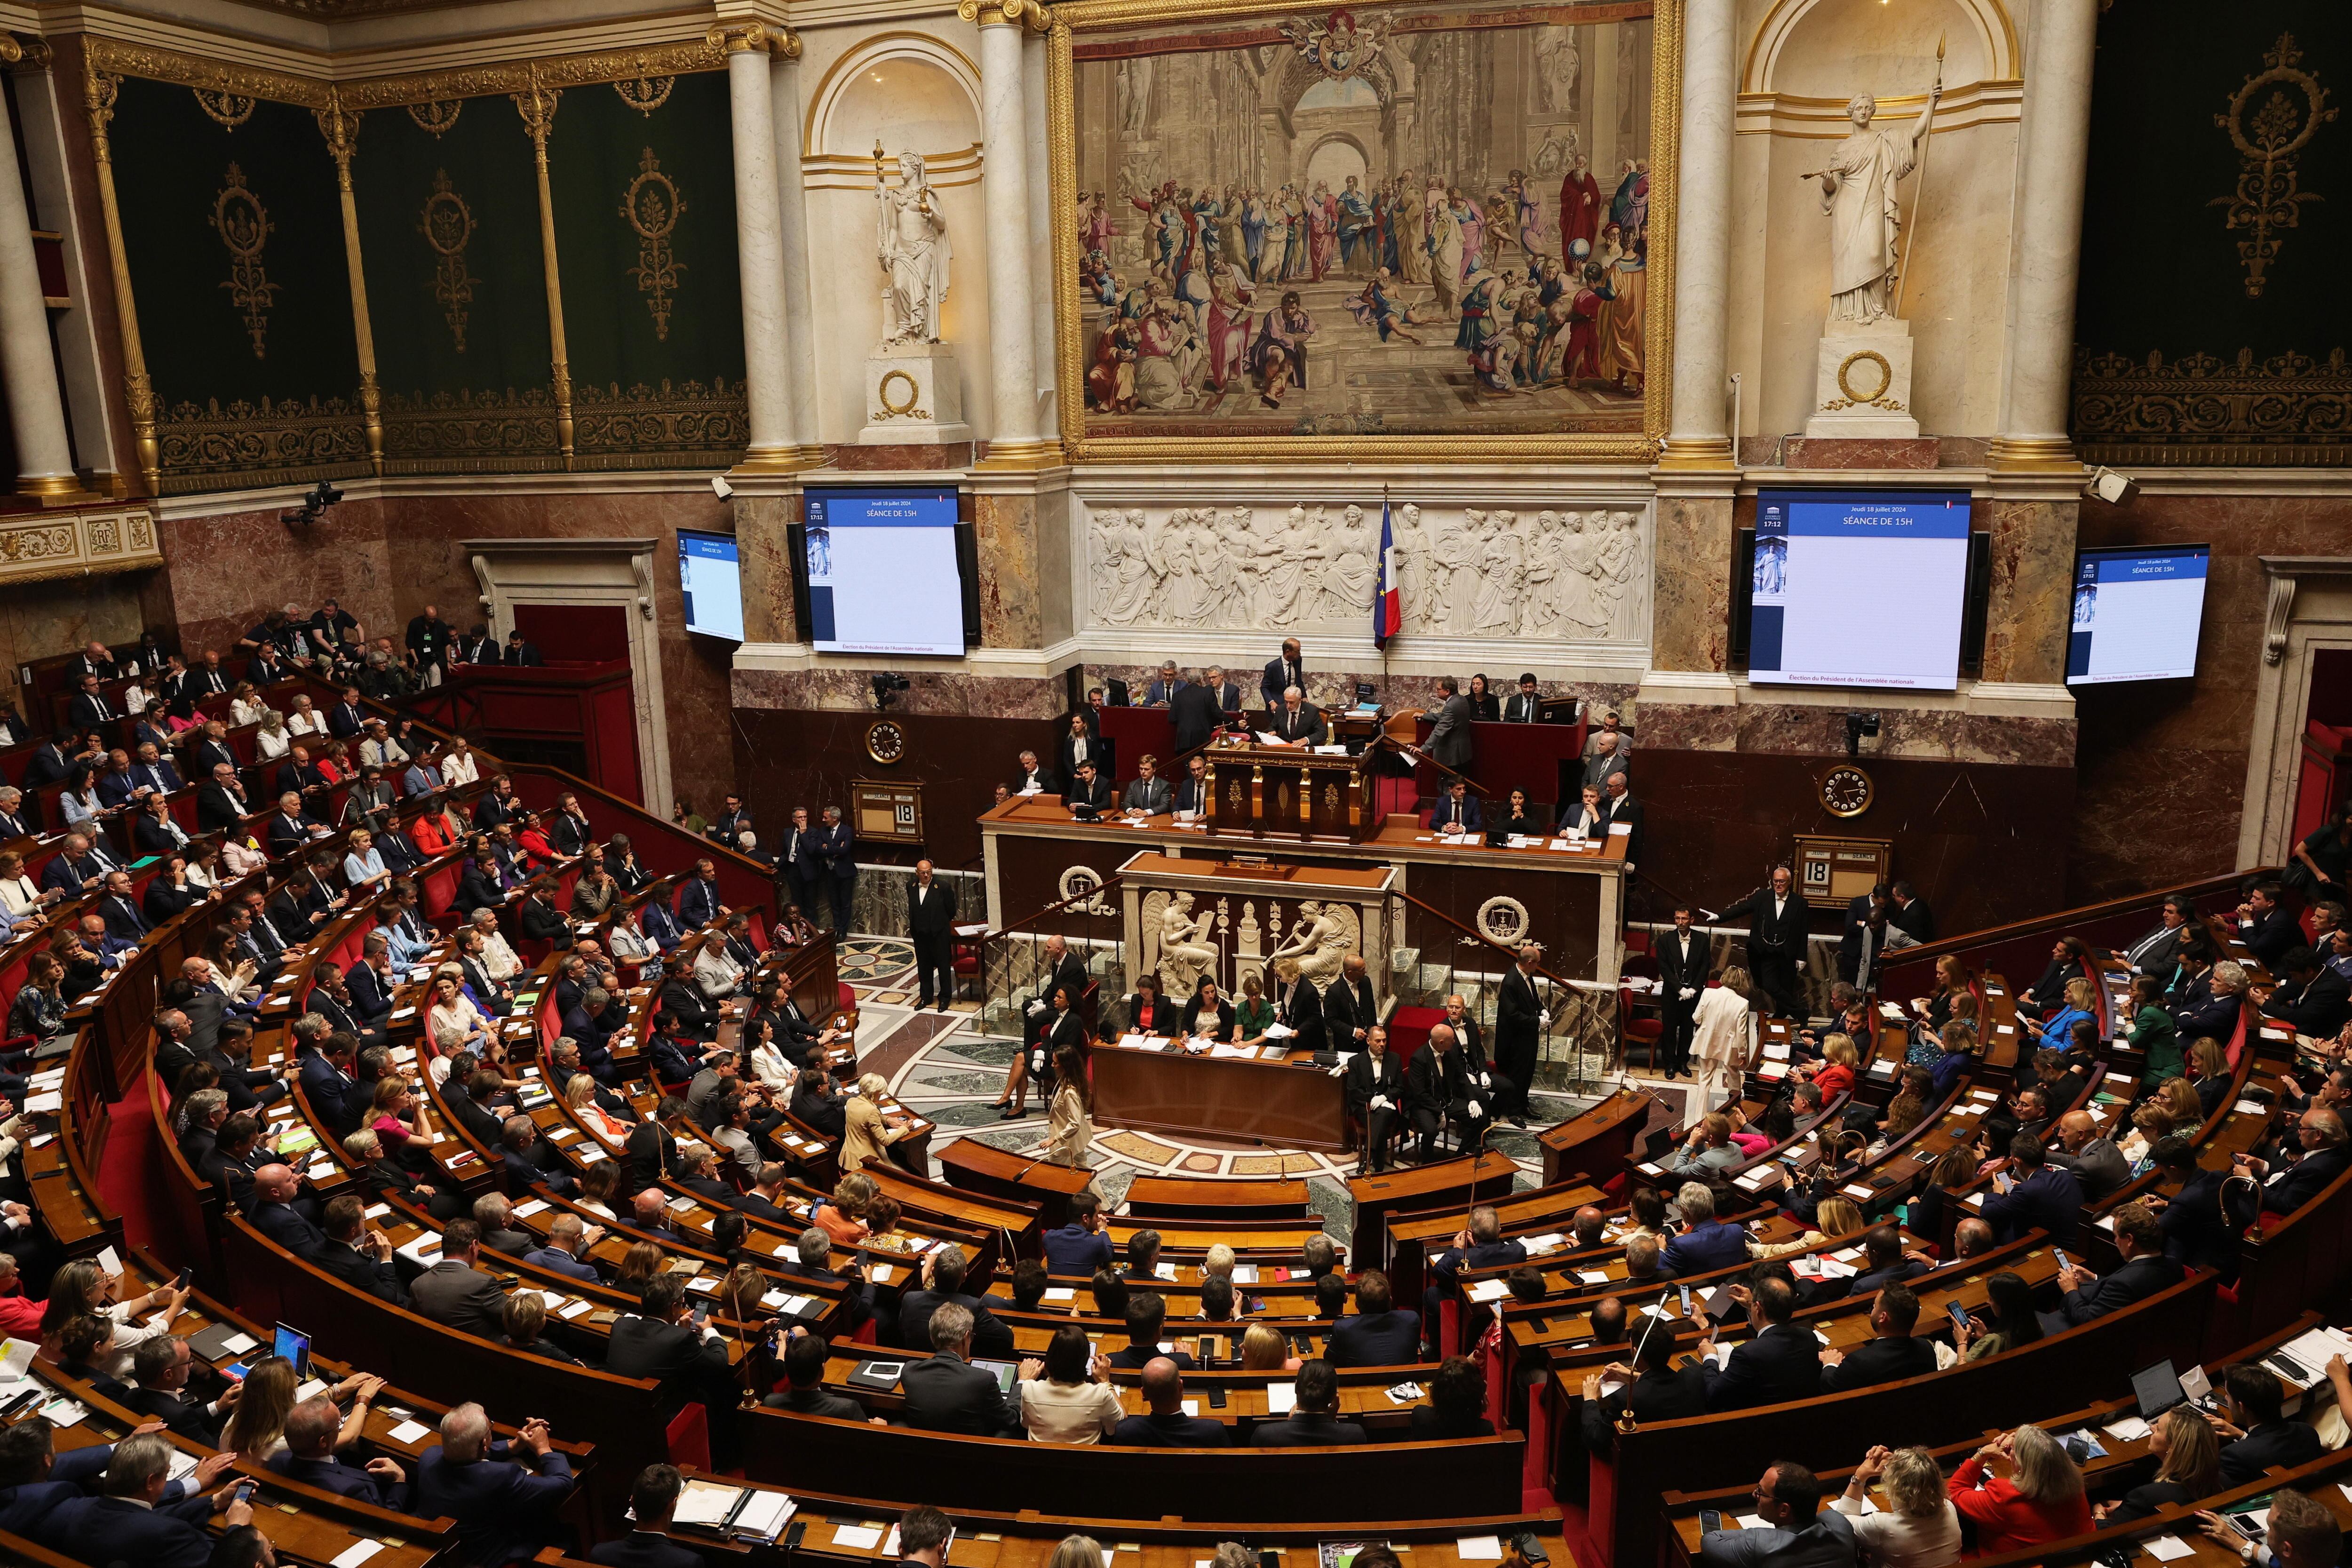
[1655,906,1712,1079]
[2120,896,2194,976]
[2216,1364,2326,1486]
[815,805,857,934]
[1065,761,1113,811]
[519,880,574,950]
[2235,880,2298,967]
[1429,777,1482,835]
[266,792,326,857]
[503,630,544,666]
[1721,866,1810,1022]
[762,1334,869,1420]
[1597,772,1644,869]
[1171,753,1212,817]
[1700,1276,1822,1411]
[621,1097,687,1191]
[1271,687,1323,745]
[410,1221,509,1336]
[1105,1294,1197,1370]
[1425,675,1475,770]
[2056,1202,2184,1324]
[1422,1204,1526,1346]
[248,1164,329,1259]
[1260,639,1305,710]
[1836,884,1887,987]
[1579,1314,1707,1455]
[2248,1107,2352,1215]
[412,1403,575,1566]
[1122,755,1174,815]
[900,1301,1023,1436]
[675,859,725,929]
[315,1195,406,1305]
[1144,662,1186,705]
[125,1337,235,1446]
[195,763,252,834]
[1327,1270,1421,1367]
[1112,1356,1231,1445]
[2045,1109,2131,1201]
[269,1394,410,1509]
[1323,954,1379,1052]
[2262,947,2351,1037]
[1886,880,1933,943]
[1009,753,1057,796]
[66,673,117,727]
[1661,1184,1750,1274]
[1817,1286,1937,1392]
[1502,672,1544,723]
[43,1432,244,1568]
[1493,943,1545,1125]
[895,1249,1015,1358]
[908,858,957,1011]
[607,1275,735,1416]
[1168,669,1227,753]
[1401,1021,1483,1165]
[1981,1134,2084,1245]
[1251,1359,1367,1445]
[587,1466,710,1568]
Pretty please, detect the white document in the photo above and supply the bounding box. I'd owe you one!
[834,1526,885,1550]
[388,1419,434,1444]
[2140,1537,2195,1563]
[673,1483,746,1527]
[1265,1382,1297,1414]
[2102,1416,2152,1442]
[331,1543,386,1568]
[1456,1540,1503,1561]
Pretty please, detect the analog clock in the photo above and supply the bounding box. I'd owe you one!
[865,720,907,765]
[1820,764,1874,818]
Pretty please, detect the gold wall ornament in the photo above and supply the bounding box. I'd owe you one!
[210,164,279,358]
[193,87,257,128]
[2215,32,2337,298]
[81,62,159,492]
[381,384,564,472]
[155,393,369,493]
[571,377,748,470]
[420,171,480,351]
[512,70,576,469]
[2074,344,2352,465]
[315,89,384,476]
[613,74,675,116]
[621,147,686,342]
[408,99,463,136]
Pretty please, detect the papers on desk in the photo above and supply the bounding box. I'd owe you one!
[1519,1233,1567,1256]
[954,923,987,936]
[395,1237,443,1266]
[834,1525,886,1550]
[387,1418,434,1444]
[2236,1099,2269,1116]
[22,1092,58,1114]
[734,1491,796,1541]
[295,1378,329,1404]
[1466,1279,1511,1303]
[2140,1536,2196,1563]
[1577,1269,1613,1285]
[39,1400,85,1427]
[674,1480,747,1528]
[1733,1515,1771,1531]
[1762,1042,1791,1061]
[2103,1415,2153,1442]
[1878,1003,1907,1020]
[331,1543,386,1568]
[1995,1025,2015,1035]
[0,1339,32,1384]
[558,1299,594,1321]
[1455,1539,1503,1561]
[220,1330,261,1355]
[1254,731,1285,746]
[1264,1023,1296,1040]
[1265,1382,1297,1414]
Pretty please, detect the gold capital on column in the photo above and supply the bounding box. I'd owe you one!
[707,22,771,55]
[957,0,1054,30]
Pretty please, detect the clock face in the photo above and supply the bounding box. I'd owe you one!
[1820,764,1873,818]
[865,720,907,766]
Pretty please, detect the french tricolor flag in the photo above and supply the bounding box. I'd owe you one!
[1373,498,1402,648]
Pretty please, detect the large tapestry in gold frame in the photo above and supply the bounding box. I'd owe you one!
[1049,0,1677,462]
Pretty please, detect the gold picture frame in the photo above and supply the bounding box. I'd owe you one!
[1046,0,1681,464]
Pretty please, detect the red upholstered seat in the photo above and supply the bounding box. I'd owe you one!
[665,1401,711,1471]
[1388,1005,1445,1059]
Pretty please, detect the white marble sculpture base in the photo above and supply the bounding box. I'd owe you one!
[1804,321,1920,440]
[858,342,972,446]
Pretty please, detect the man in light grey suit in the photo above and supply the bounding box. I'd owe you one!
[1123,754,1174,814]
[1698,1462,1856,1568]
[1426,676,1474,771]
[2045,1109,2132,1201]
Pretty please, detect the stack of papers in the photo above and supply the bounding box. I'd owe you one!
[673,1481,747,1528]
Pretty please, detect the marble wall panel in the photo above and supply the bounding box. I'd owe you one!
[159,498,396,658]
[732,665,1065,721]
[974,492,1043,650]
[0,572,157,678]
[1980,496,2077,688]
[732,494,800,646]
[1651,493,1732,673]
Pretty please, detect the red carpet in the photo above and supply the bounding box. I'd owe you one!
[98,1075,164,1253]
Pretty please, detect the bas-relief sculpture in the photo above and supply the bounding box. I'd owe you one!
[1140,887,1360,998]
[1084,499,1649,642]
[1068,3,1654,440]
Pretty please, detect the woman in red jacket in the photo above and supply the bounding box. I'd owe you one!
[1809,1033,1862,1101]
[1950,1424,2092,1553]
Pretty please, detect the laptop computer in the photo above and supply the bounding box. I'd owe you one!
[2130,1358,2186,1419]
[272,1323,311,1380]
[970,1358,1019,1397]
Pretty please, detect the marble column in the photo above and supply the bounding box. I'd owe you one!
[1989,0,2098,472]
[0,44,80,499]
[1660,0,1735,469]
[1021,30,1058,439]
[768,33,824,465]
[966,0,1055,466]
[721,24,795,468]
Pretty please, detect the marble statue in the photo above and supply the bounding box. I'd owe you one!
[1156,891,1220,996]
[876,150,951,345]
[1813,85,1940,326]
[1268,899,1351,989]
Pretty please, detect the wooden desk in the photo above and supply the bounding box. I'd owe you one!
[1348,1149,1519,1267]
[1538,1086,1653,1186]
[938,1138,1096,1231]
[1123,1173,1311,1221]
[1091,1035,1348,1150]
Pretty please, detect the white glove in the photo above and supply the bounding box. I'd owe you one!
[1678,987,1697,1001]
[1538,1009,1550,1027]
[1795,960,1807,973]
[1479,1072,1492,1089]
[1371,1095,1391,1111]
[1030,1051,1044,1072]
[1467,1100,1483,1119]
[1026,998,1047,1014]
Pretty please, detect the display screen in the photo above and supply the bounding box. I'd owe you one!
[804,486,963,656]
[1748,489,1972,692]
[2066,545,2210,686]
[678,530,745,642]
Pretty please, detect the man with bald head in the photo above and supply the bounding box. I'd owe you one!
[1950,1217,1995,1261]
[1109,1356,1229,1445]
[2044,1109,2129,1201]
[247,1164,329,1260]
[2246,1106,2352,1214]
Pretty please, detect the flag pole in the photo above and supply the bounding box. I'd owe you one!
[1891,35,1945,322]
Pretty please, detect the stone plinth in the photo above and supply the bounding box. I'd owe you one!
[1805,320,1919,439]
[857,341,972,446]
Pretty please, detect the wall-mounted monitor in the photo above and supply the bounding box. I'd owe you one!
[2066,544,2210,685]
[677,529,744,642]
[803,486,970,656]
[1748,488,1973,692]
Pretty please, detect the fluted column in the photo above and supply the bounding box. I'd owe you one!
[962,0,1056,467]
[767,30,823,465]
[1659,0,1735,469]
[0,40,81,499]
[718,24,795,469]
[1989,0,2098,471]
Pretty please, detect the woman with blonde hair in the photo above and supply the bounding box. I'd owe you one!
[1751,1194,1865,1259]
[566,1072,631,1143]
[1240,1321,1302,1372]
[1834,1444,1961,1566]
[2096,1404,2222,1524]
[615,1241,666,1288]
[1049,1538,1108,1568]
[1688,965,1757,1110]
[41,1258,184,1379]
[1811,1033,1861,1099]
[841,1071,915,1173]
[2157,1073,2204,1128]
[221,1355,299,1462]
[229,682,268,729]
[426,970,493,1065]
[813,1172,878,1246]
[1950,1424,2091,1552]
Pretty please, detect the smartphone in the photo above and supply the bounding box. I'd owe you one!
[1699,1510,1723,1534]
[1208,1386,1228,1409]
[2228,1516,2267,1544]
[691,1303,710,1326]
[781,1522,807,1551]
[174,1267,192,1290]
[1946,1300,1970,1334]
[233,1480,257,1504]
[1678,1285,1692,1316]
[2052,1248,2073,1272]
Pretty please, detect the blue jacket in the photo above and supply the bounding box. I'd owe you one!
[252,1196,330,1260]
[413,1443,574,1564]
[268,1450,407,1510]
[42,1493,219,1568]
[1329,1309,1422,1368]
[1112,1410,1231,1446]
[0,1443,169,1537]
[1981,1164,2083,1246]
[1430,793,1483,833]
[676,876,722,929]
[524,1244,601,1283]
[1701,1321,1823,1412]
[1041,1222,1115,1277]
[301,1053,366,1135]
[1662,1219,1750,1276]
